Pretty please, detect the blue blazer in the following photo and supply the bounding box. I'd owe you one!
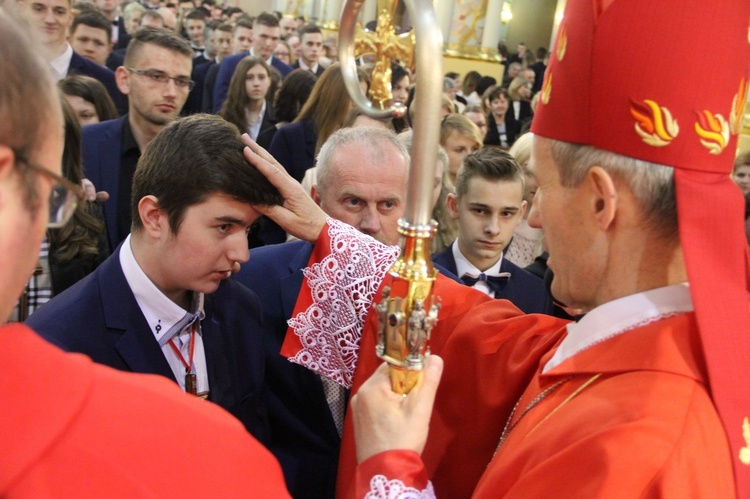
[233,240,341,499]
[267,119,317,182]
[213,53,292,112]
[27,244,270,443]
[291,60,325,77]
[69,51,126,115]
[433,243,554,315]
[81,115,128,253]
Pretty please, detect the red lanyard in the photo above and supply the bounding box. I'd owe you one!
[168,322,198,394]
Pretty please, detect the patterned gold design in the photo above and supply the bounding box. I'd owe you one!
[354,0,415,109]
[741,417,750,465]
[695,110,730,155]
[555,23,567,61]
[450,0,490,49]
[631,99,679,147]
[541,71,552,105]
[730,77,749,135]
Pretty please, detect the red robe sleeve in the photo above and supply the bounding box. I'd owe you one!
[356,450,434,498]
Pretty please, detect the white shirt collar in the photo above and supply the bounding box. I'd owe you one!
[249,48,273,67]
[297,58,318,73]
[247,99,267,141]
[452,242,506,297]
[119,234,205,346]
[543,283,693,373]
[50,43,74,81]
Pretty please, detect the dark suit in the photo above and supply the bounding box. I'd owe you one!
[27,245,270,443]
[231,239,460,498]
[233,240,341,499]
[202,62,220,113]
[433,243,554,315]
[256,107,278,150]
[268,119,317,182]
[81,115,129,253]
[183,59,215,115]
[291,60,325,77]
[484,112,521,148]
[68,51,125,115]
[213,53,292,112]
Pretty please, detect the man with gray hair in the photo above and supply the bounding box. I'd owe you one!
[232,126,411,499]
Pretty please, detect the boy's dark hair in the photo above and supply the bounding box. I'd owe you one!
[185,9,207,22]
[456,148,525,199]
[298,23,321,38]
[233,18,253,33]
[125,27,193,65]
[131,114,283,233]
[71,10,112,43]
[487,85,510,103]
[254,11,279,28]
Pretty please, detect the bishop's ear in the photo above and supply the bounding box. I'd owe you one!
[586,166,617,230]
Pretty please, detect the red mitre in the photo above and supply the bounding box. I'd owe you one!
[532,0,750,495]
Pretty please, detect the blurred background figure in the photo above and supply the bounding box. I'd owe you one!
[59,75,119,126]
[219,56,276,149]
[12,96,107,322]
[272,68,317,128]
[733,151,750,195]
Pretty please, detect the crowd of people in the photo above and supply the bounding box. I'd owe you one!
[1,0,750,496]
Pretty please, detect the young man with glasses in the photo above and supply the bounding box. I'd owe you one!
[83,27,194,252]
[0,10,289,495]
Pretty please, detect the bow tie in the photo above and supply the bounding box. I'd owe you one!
[461,272,511,297]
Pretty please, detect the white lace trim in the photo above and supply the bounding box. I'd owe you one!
[287,219,400,388]
[364,475,436,499]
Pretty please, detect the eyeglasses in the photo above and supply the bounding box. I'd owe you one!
[14,152,86,229]
[126,67,195,91]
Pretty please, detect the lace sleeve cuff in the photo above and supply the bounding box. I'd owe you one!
[281,219,400,388]
[357,450,433,498]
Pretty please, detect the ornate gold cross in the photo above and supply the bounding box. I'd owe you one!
[354,0,415,109]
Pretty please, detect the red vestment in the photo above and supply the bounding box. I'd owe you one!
[355,312,734,497]
[1,323,290,497]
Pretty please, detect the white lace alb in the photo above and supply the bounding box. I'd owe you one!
[287,219,400,388]
[364,475,436,499]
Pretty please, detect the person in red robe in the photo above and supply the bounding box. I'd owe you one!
[0,10,291,495]
[245,0,750,497]
[346,0,750,497]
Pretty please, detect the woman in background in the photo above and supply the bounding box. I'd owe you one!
[58,75,118,126]
[273,69,317,128]
[14,96,107,321]
[219,56,276,149]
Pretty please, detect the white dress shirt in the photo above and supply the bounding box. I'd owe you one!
[247,99,266,141]
[119,235,210,394]
[49,43,73,81]
[452,243,507,297]
[543,283,693,373]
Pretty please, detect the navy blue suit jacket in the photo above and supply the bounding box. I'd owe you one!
[433,244,554,315]
[28,245,270,443]
[213,53,292,112]
[81,115,128,253]
[69,51,126,115]
[233,240,340,499]
[267,119,317,182]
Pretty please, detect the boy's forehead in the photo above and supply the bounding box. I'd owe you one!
[464,175,524,201]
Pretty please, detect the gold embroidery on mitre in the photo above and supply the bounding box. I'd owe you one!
[730,77,749,135]
[630,99,679,147]
[740,417,750,465]
[541,71,552,105]
[695,110,730,155]
[556,24,567,61]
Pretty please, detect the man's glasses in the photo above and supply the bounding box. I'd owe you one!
[127,67,195,91]
[14,152,86,229]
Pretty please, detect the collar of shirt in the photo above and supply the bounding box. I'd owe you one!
[119,234,205,346]
[247,99,266,141]
[543,282,693,373]
[50,43,74,81]
[248,48,274,67]
[121,116,140,156]
[297,59,318,73]
[452,242,504,297]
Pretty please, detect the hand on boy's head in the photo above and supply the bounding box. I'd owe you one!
[241,134,328,242]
